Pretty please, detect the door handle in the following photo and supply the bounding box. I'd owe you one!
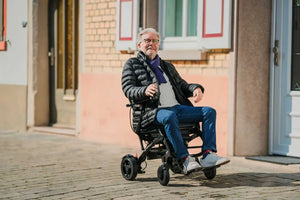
[272,40,279,66]
[48,47,54,66]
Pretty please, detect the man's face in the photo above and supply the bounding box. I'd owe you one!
[138,32,160,60]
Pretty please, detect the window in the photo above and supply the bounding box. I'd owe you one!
[159,0,232,51]
[115,0,232,54]
[160,0,199,50]
[0,0,6,51]
[164,0,198,37]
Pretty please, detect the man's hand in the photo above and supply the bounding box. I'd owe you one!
[193,87,203,103]
[145,83,158,97]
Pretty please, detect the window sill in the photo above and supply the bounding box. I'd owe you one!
[158,50,207,61]
[0,41,6,51]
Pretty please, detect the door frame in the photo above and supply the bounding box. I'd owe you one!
[27,0,83,133]
[27,0,50,127]
[269,0,277,156]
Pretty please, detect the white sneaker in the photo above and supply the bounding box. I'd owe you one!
[200,152,230,168]
[182,156,201,174]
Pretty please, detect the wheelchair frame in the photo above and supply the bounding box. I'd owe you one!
[120,103,217,186]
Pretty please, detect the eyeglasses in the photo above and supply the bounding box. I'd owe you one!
[143,38,159,44]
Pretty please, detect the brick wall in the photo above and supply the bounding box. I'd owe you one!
[84,0,230,75]
[172,49,231,76]
[85,0,134,73]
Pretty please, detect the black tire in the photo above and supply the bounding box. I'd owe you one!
[121,154,139,181]
[157,164,170,186]
[204,167,216,180]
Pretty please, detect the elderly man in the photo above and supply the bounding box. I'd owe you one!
[121,28,229,174]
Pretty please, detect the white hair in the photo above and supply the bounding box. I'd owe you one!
[137,28,160,44]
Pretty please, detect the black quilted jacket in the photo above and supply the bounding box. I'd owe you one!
[121,51,204,132]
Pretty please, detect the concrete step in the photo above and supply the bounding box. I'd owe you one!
[31,126,77,136]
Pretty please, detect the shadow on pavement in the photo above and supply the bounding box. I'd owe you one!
[181,172,300,188]
[134,172,300,188]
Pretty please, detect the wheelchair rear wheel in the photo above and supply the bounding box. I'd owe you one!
[203,167,216,179]
[157,164,170,186]
[121,154,139,181]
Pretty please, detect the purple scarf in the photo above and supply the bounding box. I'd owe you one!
[147,55,167,84]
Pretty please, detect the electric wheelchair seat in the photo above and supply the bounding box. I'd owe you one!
[120,102,217,186]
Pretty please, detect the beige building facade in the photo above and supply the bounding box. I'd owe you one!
[0,0,299,157]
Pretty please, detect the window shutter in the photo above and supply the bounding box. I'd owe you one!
[115,0,140,51]
[0,0,6,51]
[199,0,232,49]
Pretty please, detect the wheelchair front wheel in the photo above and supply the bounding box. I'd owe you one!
[121,154,139,181]
[157,164,170,186]
[203,167,216,179]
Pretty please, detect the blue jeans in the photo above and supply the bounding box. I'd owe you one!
[156,105,217,159]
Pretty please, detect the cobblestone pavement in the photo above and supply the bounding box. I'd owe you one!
[0,130,299,200]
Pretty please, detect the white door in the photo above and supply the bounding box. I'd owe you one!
[270,0,300,157]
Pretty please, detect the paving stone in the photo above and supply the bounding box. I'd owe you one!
[0,131,299,199]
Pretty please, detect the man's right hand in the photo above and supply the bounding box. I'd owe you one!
[145,83,158,97]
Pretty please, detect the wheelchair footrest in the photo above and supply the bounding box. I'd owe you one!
[146,148,167,160]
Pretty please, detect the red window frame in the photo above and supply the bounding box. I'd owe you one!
[0,0,7,51]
